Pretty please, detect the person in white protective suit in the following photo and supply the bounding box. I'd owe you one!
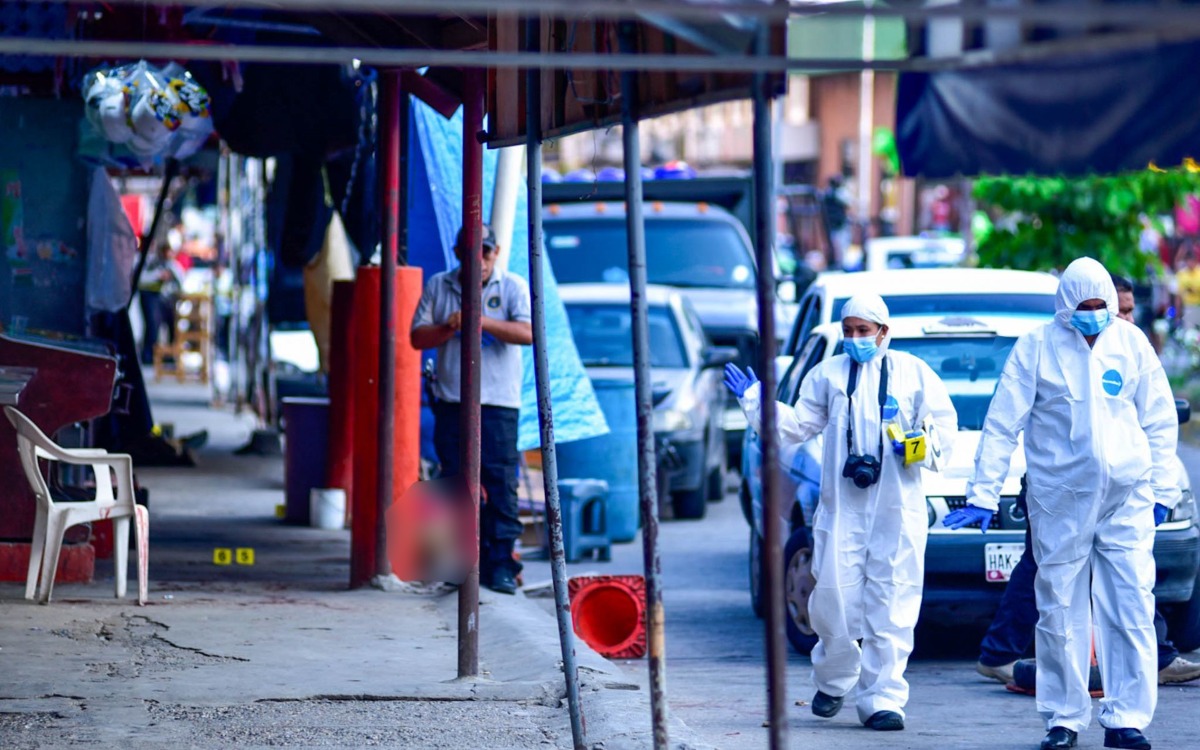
[724,293,957,731]
[945,257,1180,750]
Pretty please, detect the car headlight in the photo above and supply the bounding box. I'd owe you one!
[926,497,937,528]
[653,408,693,432]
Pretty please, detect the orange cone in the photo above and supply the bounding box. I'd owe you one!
[568,575,647,658]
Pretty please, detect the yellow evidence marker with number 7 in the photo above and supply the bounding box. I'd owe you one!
[887,423,927,467]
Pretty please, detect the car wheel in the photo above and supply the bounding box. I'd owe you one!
[784,527,819,656]
[1167,572,1200,653]
[672,485,707,520]
[749,528,765,619]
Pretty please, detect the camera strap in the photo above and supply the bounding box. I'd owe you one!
[845,355,889,460]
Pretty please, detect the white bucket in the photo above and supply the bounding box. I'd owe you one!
[310,488,347,530]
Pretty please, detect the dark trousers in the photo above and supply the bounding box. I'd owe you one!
[980,517,1178,671]
[432,401,522,581]
[138,291,176,365]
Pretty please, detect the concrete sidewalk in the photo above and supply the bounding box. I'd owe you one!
[0,378,705,749]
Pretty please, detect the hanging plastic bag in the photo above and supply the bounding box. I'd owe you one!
[85,168,139,313]
[81,60,213,166]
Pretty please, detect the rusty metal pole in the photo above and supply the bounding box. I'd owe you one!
[458,67,485,679]
[376,69,402,581]
[752,23,788,750]
[526,16,586,749]
[618,23,668,750]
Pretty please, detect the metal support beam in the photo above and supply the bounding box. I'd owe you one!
[619,23,669,750]
[752,21,788,750]
[375,70,403,581]
[457,67,485,680]
[83,0,1200,26]
[17,34,1199,73]
[89,0,790,22]
[527,18,586,749]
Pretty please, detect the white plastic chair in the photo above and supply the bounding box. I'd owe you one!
[4,406,148,605]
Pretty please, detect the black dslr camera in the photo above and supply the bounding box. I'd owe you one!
[842,454,882,489]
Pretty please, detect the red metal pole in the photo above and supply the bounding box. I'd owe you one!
[376,69,402,581]
[458,68,485,679]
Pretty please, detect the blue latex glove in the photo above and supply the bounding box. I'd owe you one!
[1154,503,1170,526]
[723,363,757,398]
[942,505,995,533]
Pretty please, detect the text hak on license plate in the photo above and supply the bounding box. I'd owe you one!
[985,542,1025,582]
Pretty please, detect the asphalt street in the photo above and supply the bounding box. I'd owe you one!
[523,440,1200,750]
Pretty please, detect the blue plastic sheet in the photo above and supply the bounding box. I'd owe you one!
[410,100,608,451]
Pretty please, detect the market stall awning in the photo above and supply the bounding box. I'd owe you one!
[897,38,1200,177]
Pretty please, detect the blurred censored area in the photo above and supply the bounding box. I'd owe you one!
[390,477,479,584]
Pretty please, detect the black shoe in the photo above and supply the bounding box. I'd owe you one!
[486,569,518,595]
[810,691,843,718]
[1104,728,1151,750]
[1041,727,1079,750]
[864,711,904,731]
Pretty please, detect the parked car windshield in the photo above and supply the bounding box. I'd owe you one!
[545,218,756,289]
[565,303,688,369]
[888,336,1018,430]
[831,294,1054,319]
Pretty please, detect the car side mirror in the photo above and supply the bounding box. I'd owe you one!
[703,346,740,369]
[776,280,797,304]
[1179,398,1192,425]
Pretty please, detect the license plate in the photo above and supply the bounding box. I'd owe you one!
[985,543,1025,582]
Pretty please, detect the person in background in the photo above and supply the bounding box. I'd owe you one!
[1176,248,1200,332]
[974,272,1200,692]
[946,258,1179,750]
[410,224,533,595]
[725,293,957,732]
[137,242,184,365]
[823,175,850,262]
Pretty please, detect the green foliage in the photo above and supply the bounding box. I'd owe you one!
[972,168,1200,279]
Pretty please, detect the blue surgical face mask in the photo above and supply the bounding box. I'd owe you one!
[844,336,879,363]
[1071,308,1111,336]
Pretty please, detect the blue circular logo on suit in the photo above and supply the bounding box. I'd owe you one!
[1101,369,1123,396]
[487,295,501,310]
[881,395,899,420]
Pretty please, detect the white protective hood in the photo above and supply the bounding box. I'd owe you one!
[840,292,893,356]
[1054,257,1118,329]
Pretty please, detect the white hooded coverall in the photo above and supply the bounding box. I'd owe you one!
[966,257,1180,733]
[740,294,958,721]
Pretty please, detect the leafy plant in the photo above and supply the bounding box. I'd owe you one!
[972,166,1200,279]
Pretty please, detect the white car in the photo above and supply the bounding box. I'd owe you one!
[785,268,1060,357]
[864,235,966,272]
[743,313,1200,654]
[559,284,736,520]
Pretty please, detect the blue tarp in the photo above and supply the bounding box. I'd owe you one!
[408,99,608,451]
